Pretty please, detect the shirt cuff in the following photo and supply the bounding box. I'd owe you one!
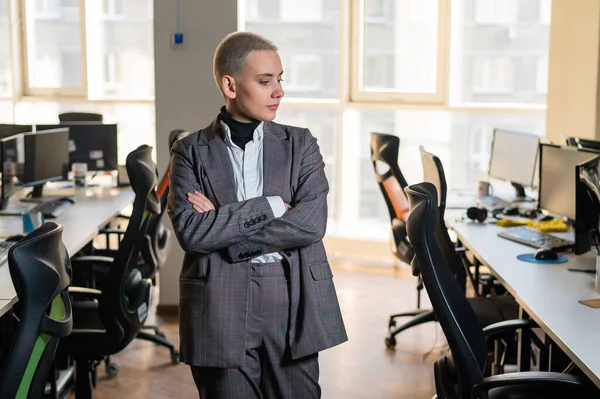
[266,196,285,218]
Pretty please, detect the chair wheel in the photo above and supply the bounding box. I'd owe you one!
[171,350,180,364]
[385,336,396,349]
[106,362,120,377]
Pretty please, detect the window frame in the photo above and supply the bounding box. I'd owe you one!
[350,0,451,104]
[20,0,88,97]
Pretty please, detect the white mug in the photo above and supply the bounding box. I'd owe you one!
[72,163,88,188]
[477,180,493,198]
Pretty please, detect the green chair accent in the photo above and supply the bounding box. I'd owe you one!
[0,222,72,399]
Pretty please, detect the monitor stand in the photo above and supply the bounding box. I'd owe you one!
[511,182,529,202]
[19,184,74,204]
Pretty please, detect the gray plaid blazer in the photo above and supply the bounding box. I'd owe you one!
[167,116,348,367]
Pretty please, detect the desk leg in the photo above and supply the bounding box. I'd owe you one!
[517,307,531,372]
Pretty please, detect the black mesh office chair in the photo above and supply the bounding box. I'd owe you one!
[93,130,191,365]
[420,146,520,372]
[58,112,103,123]
[58,145,160,398]
[370,133,431,349]
[405,182,599,399]
[0,222,72,398]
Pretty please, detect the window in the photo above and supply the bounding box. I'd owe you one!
[354,0,445,103]
[536,57,549,94]
[472,57,513,94]
[103,54,118,86]
[0,0,12,97]
[24,0,83,93]
[280,0,322,23]
[241,0,551,241]
[474,0,517,25]
[243,0,339,99]
[103,0,122,16]
[452,0,550,105]
[245,0,259,21]
[539,0,551,25]
[286,55,323,92]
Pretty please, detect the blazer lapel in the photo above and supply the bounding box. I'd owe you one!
[262,122,291,198]
[197,118,238,206]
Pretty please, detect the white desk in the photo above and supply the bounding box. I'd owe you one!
[0,186,135,317]
[450,219,600,387]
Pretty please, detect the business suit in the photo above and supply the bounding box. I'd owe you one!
[167,115,347,393]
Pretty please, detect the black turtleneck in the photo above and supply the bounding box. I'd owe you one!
[220,106,260,151]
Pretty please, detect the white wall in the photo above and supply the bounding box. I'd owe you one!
[154,0,237,306]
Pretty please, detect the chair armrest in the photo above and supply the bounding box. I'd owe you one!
[98,228,125,235]
[68,286,102,301]
[472,372,591,398]
[483,319,537,341]
[71,255,114,268]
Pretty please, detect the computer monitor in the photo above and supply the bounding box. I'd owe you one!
[0,124,33,139]
[0,133,25,209]
[35,123,118,171]
[23,128,70,198]
[574,156,600,255]
[488,129,540,198]
[567,137,600,152]
[538,144,599,221]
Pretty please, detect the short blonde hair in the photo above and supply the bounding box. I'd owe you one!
[213,32,278,95]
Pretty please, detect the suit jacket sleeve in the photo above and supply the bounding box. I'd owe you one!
[167,138,276,254]
[227,129,328,262]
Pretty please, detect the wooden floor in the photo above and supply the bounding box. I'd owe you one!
[83,262,441,398]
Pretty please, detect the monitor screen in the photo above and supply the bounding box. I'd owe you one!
[35,123,118,171]
[488,129,540,187]
[539,144,599,221]
[23,128,69,186]
[575,155,600,254]
[0,134,25,209]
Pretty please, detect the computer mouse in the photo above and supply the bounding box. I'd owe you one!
[533,248,558,261]
[502,206,519,216]
[540,215,554,222]
[520,209,538,219]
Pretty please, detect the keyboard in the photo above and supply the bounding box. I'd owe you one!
[498,226,574,250]
[0,240,16,265]
[36,199,74,219]
[477,195,511,211]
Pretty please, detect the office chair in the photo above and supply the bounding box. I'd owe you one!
[58,145,160,398]
[93,129,191,365]
[58,112,103,123]
[404,182,599,399]
[0,222,73,399]
[370,132,435,348]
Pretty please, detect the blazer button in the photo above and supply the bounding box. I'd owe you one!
[244,222,250,228]
[261,214,267,221]
[254,217,261,223]
[284,250,292,256]
[251,220,256,226]
[238,254,244,260]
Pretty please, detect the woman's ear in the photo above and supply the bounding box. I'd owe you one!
[222,75,236,99]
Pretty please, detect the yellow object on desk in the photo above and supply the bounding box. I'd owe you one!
[495,218,569,232]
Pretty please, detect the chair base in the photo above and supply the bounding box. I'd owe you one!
[385,309,437,348]
[137,328,180,364]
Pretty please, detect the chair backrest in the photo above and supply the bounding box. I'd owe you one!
[139,129,190,276]
[405,182,487,397]
[370,132,414,265]
[0,222,72,399]
[420,146,467,290]
[100,145,159,353]
[58,112,103,123]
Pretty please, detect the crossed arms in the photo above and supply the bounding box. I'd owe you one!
[167,129,328,262]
